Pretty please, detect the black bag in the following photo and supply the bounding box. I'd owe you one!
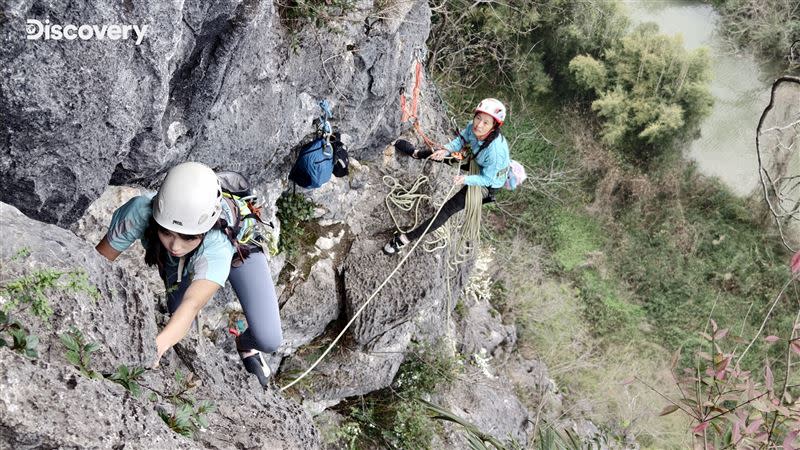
[332,134,349,178]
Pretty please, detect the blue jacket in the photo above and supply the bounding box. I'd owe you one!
[445,123,511,188]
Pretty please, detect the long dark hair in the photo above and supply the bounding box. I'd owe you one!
[143,216,204,268]
[143,198,252,270]
[211,216,253,263]
[473,116,501,158]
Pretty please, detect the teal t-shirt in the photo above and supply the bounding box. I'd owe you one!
[106,194,236,287]
[445,123,511,188]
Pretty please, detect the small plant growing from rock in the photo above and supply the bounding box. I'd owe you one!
[60,327,102,379]
[334,341,462,448]
[1,258,98,359]
[276,192,316,258]
[106,364,146,397]
[155,370,216,437]
[0,310,39,358]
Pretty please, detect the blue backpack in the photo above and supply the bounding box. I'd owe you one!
[288,100,348,189]
[289,137,334,189]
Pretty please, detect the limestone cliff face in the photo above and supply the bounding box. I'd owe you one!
[0,0,430,226]
[0,1,581,448]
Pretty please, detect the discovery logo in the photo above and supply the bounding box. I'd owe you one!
[26,19,148,45]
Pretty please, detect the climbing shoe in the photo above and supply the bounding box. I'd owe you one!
[383,235,408,255]
[394,139,433,160]
[240,351,272,388]
[394,139,416,157]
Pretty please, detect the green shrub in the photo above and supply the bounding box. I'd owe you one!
[569,23,713,156]
[275,192,316,258]
[276,0,355,31]
[334,341,461,448]
[428,0,552,96]
[568,54,608,92]
[714,0,800,64]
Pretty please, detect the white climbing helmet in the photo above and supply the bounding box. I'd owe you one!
[474,98,507,126]
[153,162,222,235]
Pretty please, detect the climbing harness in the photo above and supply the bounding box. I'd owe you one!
[217,170,279,258]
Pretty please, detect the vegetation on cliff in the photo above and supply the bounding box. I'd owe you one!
[428,0,797,447]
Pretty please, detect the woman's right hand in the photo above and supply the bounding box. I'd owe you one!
[431,149,448,161]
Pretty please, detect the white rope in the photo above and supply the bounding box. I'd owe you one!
[383,173,431,234]
[279,183,460,393]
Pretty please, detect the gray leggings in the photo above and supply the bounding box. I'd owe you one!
[164,251,283,353]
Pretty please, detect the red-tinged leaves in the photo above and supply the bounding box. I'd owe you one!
[732,422,742,444]
[791,251,800,274]
[785,430,799,450]
[711,319,719,332]
[791,340,800,356]
[621,377,635,386]
[745,419,764,434]
[765,364,774,393]
[765,335,781,343]
[693,421,709,434]
[700,331,714,341]
[714,328,729,340]
[659,404,680,416]
[714,354,731,371]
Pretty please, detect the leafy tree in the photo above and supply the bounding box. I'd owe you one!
[569,23,713,157]
[427,0,552,97]
[714,0,800,65]
[542,0,630,78]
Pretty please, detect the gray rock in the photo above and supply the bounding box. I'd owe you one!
[0,202,320,448]
[434,367,532,448]
[341,236,457,346]
[285,322,413,404]
[456,294,517,358]
[279,258,341,354]
[504,355,563,424]
[0,350,192,450]
[1,0,433,228]
[1,202,158,371]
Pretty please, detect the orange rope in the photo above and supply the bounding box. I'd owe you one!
[400,61,440,150]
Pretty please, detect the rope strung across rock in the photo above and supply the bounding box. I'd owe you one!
[279,57,488,393]
[279,183,459,393]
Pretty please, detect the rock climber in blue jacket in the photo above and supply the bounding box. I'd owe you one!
[384,98,511,254]
[95,162,281,387]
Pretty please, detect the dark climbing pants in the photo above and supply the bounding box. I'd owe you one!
[405,185,498,242]
[163,250,283,353]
